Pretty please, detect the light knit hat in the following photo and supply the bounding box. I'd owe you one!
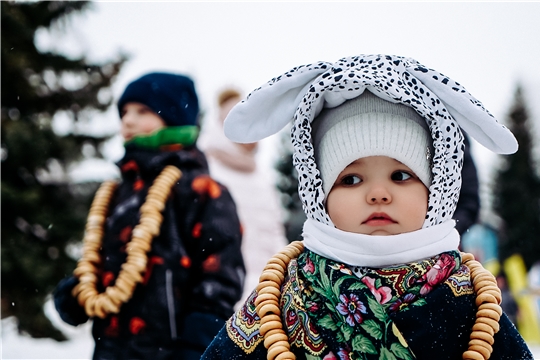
[312,90,433,196]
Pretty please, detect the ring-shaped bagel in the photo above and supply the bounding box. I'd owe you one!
[266,257,288,269]
[280,248,302,259]
[255,293,280,307]
[473,279,496,290]
[475,293,497,307]
[93,296,107,319]
[468,344,491,359]
[264,332,290,348]
[476,309,501,321]
[478,303,503,316]
[274,351,296,360]
[259,303,281,317]
[101,295,120,314]
[268,340,290,350]
[462,350,483,360]
[260,314,281,325]
[476,317,501,332]
[267,345,291,360]
[256,299,279,315]
[257,286,282,298]
[470,330,495,345]
[472,321,496,335]
[264,328,286,339]
[257,280,282,293]
[264,262,287,273]
[260,320,284,336]
[272,253,292,265]
[472,274,496,285]
[259,270,285,284]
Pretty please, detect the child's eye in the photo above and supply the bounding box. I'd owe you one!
[340,175,362,186]
[391,171,413,182]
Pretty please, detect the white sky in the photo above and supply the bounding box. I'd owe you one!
[39,1,540,221]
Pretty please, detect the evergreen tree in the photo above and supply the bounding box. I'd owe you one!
[1,1,127,339]
[493,85,540,270]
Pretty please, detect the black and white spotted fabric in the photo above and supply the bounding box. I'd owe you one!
[224,54,517,228]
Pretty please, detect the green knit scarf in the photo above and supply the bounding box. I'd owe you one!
[124,126,199,150]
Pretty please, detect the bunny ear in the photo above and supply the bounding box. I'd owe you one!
[224,61,332,143]
[409,65,518,154]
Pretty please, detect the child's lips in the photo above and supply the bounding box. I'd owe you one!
[363,212,397,226]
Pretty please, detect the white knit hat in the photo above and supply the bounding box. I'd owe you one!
[312,90,433,196]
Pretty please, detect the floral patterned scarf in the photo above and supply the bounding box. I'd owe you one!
[296,249,461,359]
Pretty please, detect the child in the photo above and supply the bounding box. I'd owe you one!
[198,87,289,307]
[201,55,533,359]
[53,72,245,360]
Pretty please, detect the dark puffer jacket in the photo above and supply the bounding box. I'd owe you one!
[453,135,480,235]
[54,144,245,360]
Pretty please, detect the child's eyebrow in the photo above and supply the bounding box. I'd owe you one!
[347,159,364,166]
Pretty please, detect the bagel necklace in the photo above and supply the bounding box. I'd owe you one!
[71,165,182,319]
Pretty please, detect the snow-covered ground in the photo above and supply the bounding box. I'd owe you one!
[2,298,93,360]
[1,297,540,359]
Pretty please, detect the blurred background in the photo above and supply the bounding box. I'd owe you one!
[2,1,540,358]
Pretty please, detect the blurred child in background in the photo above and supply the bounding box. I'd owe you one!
[54,72,245,360]
[198,87,288,306]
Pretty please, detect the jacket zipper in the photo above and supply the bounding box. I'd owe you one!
[165,269,177,340]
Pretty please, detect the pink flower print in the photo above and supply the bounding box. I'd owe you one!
[361,276,392,304]
[330,263,353,275]
[419,253,456,295]
[323,351,338,360]
[306,300,319,313]
[336,294,367,326]
[303,256,315,274]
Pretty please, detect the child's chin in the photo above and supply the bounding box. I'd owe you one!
[343,227,396,236]
[366,229,395,236]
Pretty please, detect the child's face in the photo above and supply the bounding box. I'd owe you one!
[326,156,428,236]
[120,102,165,141]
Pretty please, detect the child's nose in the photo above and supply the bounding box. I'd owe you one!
[367,185,392,204]
[121,113,135,126]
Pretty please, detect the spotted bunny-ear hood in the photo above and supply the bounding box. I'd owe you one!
[224,54,517,228]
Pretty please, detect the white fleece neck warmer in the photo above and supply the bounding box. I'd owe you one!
[302,218,460,267]
[222,54,517,265]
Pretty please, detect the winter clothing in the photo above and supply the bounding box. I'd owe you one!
[200,54,531,358]
[117,72,199,127]
[454,135,480,235]
[54,142,245,360]
[124,126,199,150]
[202,249,533,359]
[313,91,433,193]
[198,115,288,307]
[301,215,459,268]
